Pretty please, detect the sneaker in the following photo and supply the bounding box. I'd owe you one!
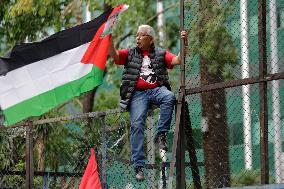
[135,166,145,181]
[156,134,168,151]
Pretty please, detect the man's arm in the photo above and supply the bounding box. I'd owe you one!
[108,37,119,62]
[171,30,188,65]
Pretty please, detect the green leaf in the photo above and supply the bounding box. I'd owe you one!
[38,7,47,16]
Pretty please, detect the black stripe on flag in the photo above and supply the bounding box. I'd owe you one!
[0,8,112,76]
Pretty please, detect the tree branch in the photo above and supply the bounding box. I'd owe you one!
[146,3,179,23]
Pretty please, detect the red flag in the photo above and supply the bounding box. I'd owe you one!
[79,148,102,189]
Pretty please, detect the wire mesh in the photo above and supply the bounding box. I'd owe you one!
[0,126,26,188]
[0,0,284,189]
[184,0,284,188]
[0,109,179,189]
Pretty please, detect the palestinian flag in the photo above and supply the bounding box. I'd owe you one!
[0,4,128,126]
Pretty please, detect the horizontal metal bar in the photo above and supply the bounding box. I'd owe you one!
[185,71,284,95]
[0,108,122,130]
[0,159,205,177]
[108,156,204,169]
[0,170,82,177]
[145,161,204,170]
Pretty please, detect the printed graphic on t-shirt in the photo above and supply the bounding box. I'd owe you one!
[140,56,157,84]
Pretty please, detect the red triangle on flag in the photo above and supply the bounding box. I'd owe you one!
[80,24,110,70]
[81,4,128,71]
[79,148,102,189]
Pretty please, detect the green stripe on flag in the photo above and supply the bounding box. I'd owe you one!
[3,66,104,126]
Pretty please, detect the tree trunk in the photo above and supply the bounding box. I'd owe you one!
[36,136,45,171]
[198,0,231,187]
[0,107,4,126]
[83,89,97,113]
[200,57,230,188]
[103,2,111,11]
[82,1,110,116]
[157,0,165,46]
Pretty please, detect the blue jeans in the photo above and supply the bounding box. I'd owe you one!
[129,86,176,168]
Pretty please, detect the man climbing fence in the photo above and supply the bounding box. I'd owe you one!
[108,24,188,181]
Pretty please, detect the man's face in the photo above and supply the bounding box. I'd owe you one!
[136,28,153,51]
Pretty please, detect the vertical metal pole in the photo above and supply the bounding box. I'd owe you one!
[147,110,155,189]
[258,0,269,184]
[177,0,186,188]
[168,103,182,189]
[168,1,186,188]
[176,104,186,189]
[179,0,185,88]
[101,116,108,189]
[25,125,34,189]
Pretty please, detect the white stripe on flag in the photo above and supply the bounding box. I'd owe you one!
[0,43,93,110]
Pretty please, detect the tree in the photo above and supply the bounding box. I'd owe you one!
[188,0,238,188]
[0,0,78,55]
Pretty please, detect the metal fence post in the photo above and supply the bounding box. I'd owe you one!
[176,0,186,188]
[101,116,108,189]
[258,0,269,184]
[176,102,186,189]
[147,109,155,189]
[25,125,34,189]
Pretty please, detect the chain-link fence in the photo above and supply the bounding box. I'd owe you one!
[0,108,184,189]
[1,0,284,189]
[183,0,284,188]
